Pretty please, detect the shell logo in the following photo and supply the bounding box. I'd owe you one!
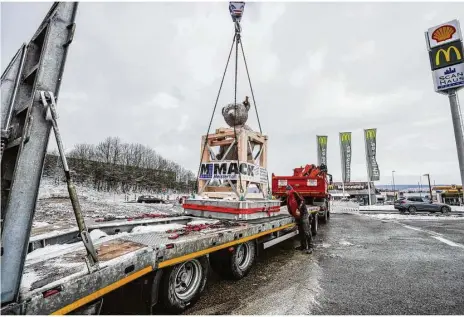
[432,25,457,43]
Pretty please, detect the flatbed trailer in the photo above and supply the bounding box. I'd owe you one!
[3,210,309,315]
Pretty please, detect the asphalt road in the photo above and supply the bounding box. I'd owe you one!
[184,213,464,315]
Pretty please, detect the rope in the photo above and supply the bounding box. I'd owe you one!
[239,39,262,134]
[240,37,270,198]
[234,25,244,195]
[195,33,236,192]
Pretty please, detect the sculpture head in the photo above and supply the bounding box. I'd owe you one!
[222,98,250,127]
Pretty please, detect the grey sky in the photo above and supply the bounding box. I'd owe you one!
[2,1,464,185]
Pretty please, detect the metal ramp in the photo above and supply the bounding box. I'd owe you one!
[1,2,79,305]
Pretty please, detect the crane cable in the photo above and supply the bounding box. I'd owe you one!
[233,21,244,196]
[239,38,271,197]
[195,33,236,194]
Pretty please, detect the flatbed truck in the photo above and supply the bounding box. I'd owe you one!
[1,2,321,315]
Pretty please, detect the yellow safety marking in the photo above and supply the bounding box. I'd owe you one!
[158,223,295,268]
[51,266,153,315]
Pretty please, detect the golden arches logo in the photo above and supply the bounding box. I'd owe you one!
[318,136,327,145]
[365,129,376,139]
[435,45,462,65]
[340,133,351,142]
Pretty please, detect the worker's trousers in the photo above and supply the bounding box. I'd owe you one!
[297,204,313,250]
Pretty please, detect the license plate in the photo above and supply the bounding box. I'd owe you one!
[307,179,317,186]
[278,180,287,187]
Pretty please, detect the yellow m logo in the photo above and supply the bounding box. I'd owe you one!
[340,133,351,142]
[435,45,462,65]
[318,136,327,145]
[365,129,376,139]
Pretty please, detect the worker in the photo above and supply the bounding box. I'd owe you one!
[285,185,314,254]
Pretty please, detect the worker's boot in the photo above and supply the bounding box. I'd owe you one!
[305,248,313,255]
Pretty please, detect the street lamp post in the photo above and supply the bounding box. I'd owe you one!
[423,173,433,202]
[392,170,396,200]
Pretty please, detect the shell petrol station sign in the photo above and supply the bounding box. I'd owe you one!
[425,19,464,93]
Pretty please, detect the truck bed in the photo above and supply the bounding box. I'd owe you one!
[12,211,297,315]
[272,175,328,198]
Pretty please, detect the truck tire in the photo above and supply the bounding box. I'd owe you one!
[159,256,208,314]
[319,210,328,224]
[209,241,256,280]
[311,214,318,236]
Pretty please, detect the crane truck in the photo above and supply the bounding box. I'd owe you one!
[1,2,325,315]
[271,164,333,236]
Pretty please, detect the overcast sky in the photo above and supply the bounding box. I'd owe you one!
[2,1,464,185]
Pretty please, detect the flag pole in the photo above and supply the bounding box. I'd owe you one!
[339,133,346,199]
[364,129,372,206]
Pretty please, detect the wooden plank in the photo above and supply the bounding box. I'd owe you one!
[248,132,266,144]
[207,131,235,140]
[215,127,233,134]
[205,186,233,192]
[210,139,234,147]
[97,240,145,261]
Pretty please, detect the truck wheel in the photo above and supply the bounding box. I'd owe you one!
[209,241,256,280]
[311,215,318,236]
[159,256,208,314]
[319,210,328,224]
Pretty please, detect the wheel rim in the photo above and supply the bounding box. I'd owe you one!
[236,243,252,271]
[314,217,318,231]
[409,207,416,213]
[174,259,203,300]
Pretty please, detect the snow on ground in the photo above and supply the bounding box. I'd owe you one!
[361,213,463,221]
[359,205,464,212]
[338,240,355,246]
[359,205,396,211]
[34,177,185,233]
[32,221,49,228]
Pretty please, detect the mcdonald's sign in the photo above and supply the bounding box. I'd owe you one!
[429,40,463,70]
[340,132,351,143]
[365,129,376,139]
[317,135,328,167]
[318,136,327,145]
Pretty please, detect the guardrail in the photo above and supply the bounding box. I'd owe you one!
[330,201,360,213]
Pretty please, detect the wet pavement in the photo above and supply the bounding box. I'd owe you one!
[184,213,464,315]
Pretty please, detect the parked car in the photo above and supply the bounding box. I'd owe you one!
[137,195,166,204]
[394,196,451,214]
